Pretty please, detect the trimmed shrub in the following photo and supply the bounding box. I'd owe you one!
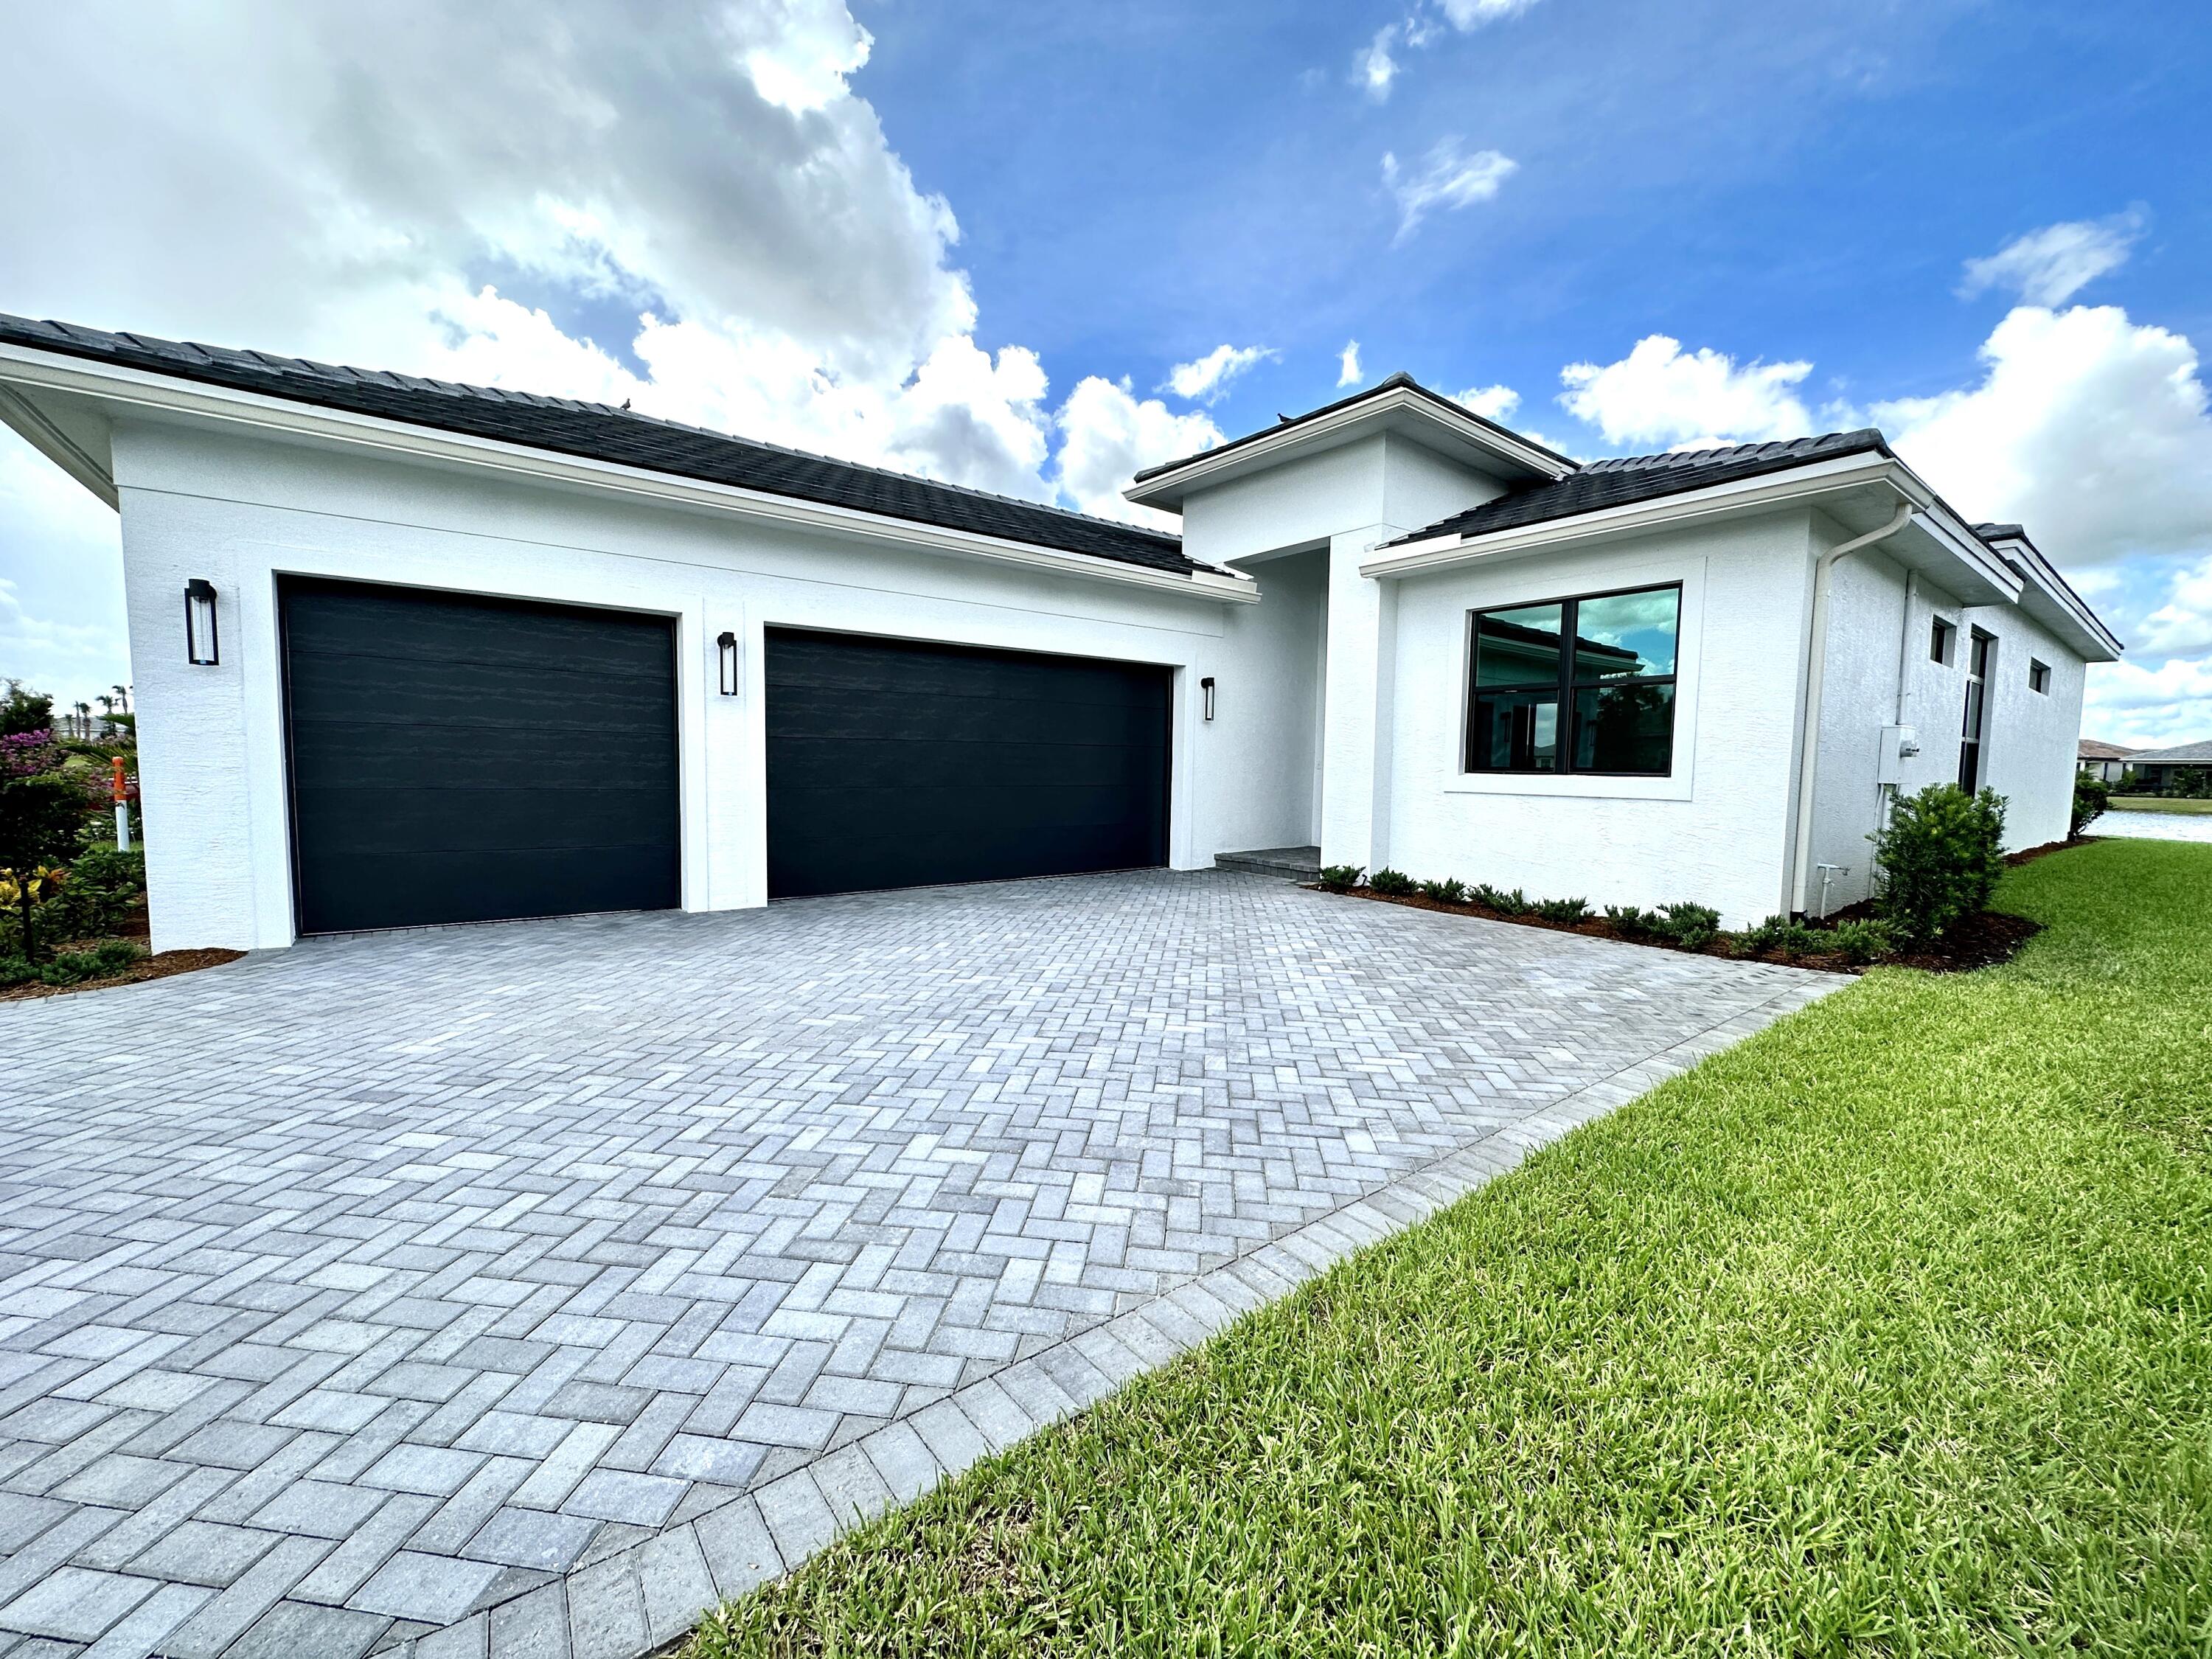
[0,940,141,990]
[1472,883,1529,915]
[1533,897,1591,924]
[2070,775,2110,838]
[1603,904,1656,936]
[1872,783,2008,945]
[1418,877,1467,904]
[1368,867,1417,896]
[1652,901,1722,950]
[1317,864,1365,892]
[1826,918,1896,964]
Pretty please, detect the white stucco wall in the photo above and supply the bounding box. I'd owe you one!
[1798,521,2090,910]
[1378,509,1819,927]
[1961,601,2086,849]
[1177,432,1507,571]
[1801,546,1964,911]
[111,417,1301,951]
[1177,430,1509,871]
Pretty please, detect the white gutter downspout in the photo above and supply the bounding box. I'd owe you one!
[1788,501,1916,915]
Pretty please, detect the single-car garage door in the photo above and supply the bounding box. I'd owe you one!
[281,577,680,933]
[765,629,1171,899]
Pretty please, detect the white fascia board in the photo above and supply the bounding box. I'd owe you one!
[0,343,1257,607]
[1981,535,2124,661]
[1360,455,2023,606]
[1123,386,1573,510]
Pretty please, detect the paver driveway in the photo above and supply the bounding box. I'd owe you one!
[0,871,1834,1657]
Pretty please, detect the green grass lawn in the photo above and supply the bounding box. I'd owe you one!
[685,840,2212,1658]
[2110,795,2212,815]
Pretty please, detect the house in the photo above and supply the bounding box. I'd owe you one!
[0,313,2121,949]
[2120,740,2212,791]
[2077,738,2139,783]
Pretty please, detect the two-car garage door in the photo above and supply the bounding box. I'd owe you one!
[279,578,1171,932]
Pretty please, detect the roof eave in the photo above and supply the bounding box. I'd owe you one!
[1360,452,2017,591]
[0,340,1258,606]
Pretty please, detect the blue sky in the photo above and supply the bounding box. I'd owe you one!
[2,0,2208,742]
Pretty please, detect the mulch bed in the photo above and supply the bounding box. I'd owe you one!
[0,946,245,1003]
[1310,882,2045,976]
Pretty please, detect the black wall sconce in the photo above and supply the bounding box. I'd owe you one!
[185,579,220,666]
[717,630,739,695]
[1200,675,1216,721]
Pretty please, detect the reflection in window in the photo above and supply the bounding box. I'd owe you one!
[1468,584,1680,776]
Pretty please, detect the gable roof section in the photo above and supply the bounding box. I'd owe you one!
[2077,739,2138,761]
[1132,371,1575,486]
[1122,372,1576,512]
[0,313,1199,577]
[1378,431,1893,548]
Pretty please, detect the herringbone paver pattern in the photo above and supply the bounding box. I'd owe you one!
[0,871,1835,1655]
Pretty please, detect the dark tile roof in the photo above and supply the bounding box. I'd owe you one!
[0,313,1200,577]
[2126,740,2212,765]
[1381,430,1894,547]
[1131,370,1574,484]
[2076,739,2138,760]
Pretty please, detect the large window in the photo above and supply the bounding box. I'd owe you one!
[1466,583,1680,775]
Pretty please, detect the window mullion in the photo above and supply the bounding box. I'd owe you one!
[1559,597,1578,773]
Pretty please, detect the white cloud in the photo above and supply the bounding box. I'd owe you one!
[0,434,129,710]
[1053,378,1222,526]
[1453,383,1520,421]
[2084,653,2212,747]
[1435,0,1544,24]
[1874,305,2212,566]
[1163,344,1276,403]
[0,0,1138,538]
[1382,139,1517,243]
[1558,335,1813,449]
[2135,557,2212,658]
[1958,209,2145,308]
[1354,24,1402,101]
[1338,341,1364,388]
[1354,0,1540,99]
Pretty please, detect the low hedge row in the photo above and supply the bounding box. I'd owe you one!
[1318,866,1895,965]
[0,938,145,990]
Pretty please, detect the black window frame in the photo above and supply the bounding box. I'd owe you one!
[2028,658,2051,695]
[1958,625,1994,792]
[1930,616,1956,665]
[1464,580,1683,778]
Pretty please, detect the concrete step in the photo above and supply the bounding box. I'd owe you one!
[1214,845,1322,880]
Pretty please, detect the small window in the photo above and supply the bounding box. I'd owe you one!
[1930,617,1955,664]
[1467,582,1680,776]
[2028,659,2051,695]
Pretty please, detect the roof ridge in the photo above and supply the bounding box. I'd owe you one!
[0,312,1185,550]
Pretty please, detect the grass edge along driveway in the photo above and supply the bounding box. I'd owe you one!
[686,839,2212,1658]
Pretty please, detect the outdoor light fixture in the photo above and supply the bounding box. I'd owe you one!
[717,630,739,695]
[184,579,220,666]
[1200,675,1216,721]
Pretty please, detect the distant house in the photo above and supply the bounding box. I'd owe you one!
[2122,740,2212,791]
[2077,738,2138,782]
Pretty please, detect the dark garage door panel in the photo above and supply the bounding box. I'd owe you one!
[282,578,681,934]
[765,630,1171,899]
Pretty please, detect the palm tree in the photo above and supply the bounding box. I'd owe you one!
[74,700,91,740]
[113,684,131,715]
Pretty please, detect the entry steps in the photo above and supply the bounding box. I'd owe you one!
[1213,845,1322,880]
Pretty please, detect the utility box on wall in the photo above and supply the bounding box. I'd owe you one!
[1877,724,1919,785]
